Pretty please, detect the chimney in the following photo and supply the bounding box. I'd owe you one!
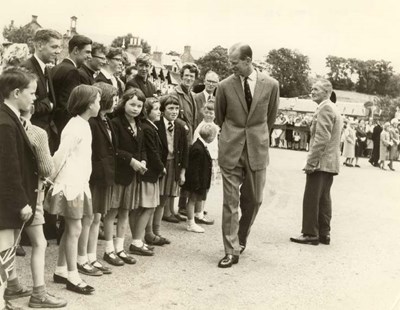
[181,45,194,63]
[152,51,163,64]
[70,16,78,36]
[131,37,142,58]
[31,15,38,23]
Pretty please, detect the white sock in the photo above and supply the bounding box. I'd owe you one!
[77,255,88,265]
[195,211,204,219]
[105,240,114,253]
[87,253,97,263]
[187,219,195,226]
[55,265,68,277]
[67,270,81,285]
[0,284,5,309]
[114,237,124,253]
[131,239,143,247]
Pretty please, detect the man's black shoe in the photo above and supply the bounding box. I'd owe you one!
[218,254,239,268]
[290,234,319,245]
[319,235,330,245]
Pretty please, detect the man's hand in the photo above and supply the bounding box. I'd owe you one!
[303,163,317,175]
[20,205,33,222]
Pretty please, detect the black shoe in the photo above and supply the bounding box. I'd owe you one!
[16,245,26,257]
[53,273,68,284]
[162,215,179,223]
[103,251,125,266]
[319,235,330,245]
[66,281,94,295]
[3,286,32,301]
[77,262,103,276]
[129,244,154,256]
[290,234,319,245]
[116,250,137,264]
[239,244,246,254]
[145,235,169,246]
[91,260,112,274]
[218,254,239,268]
[178,208,187,217]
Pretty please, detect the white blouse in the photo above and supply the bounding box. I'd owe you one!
[51,116,92,201]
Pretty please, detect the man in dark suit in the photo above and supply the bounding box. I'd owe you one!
[21,29,62,154]
[125,54,156,98]
[369,120,382,167]
[290,79,342,246]
[79,43,107,86]
[0,67,37,307]
[194,70,219,125]
[95,48,124,97]
[215,43,279,268]
[52,34,92,133]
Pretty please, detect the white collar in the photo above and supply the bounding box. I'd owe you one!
[240,69,257,82]
[203,89,212,99]
[198,136,207,146]
[100,68,115,80]
[66,57,77,68]
[163,116,174,128]
[34,54,46,74]
[3,102,21,119]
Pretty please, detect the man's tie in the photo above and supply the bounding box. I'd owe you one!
[20,117,28,131]
[168,121,174,133]
[243,77,252,111]
[207,94,212,102]
[44,66,50,92]
[103,118,110,131]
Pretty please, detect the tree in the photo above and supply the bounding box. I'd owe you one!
[384,74,400,98]
[195,45,230,80]
[111,33,151,53]
[355,59,393,95]
[326,55,357,90]
[3,25,35,44]
[265,48,311,98]
[373,96,400,120]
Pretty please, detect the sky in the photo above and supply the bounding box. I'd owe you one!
[2,0,400,75]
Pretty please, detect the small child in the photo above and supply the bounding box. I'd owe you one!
[192,100,220,224]
[181,123,218,233]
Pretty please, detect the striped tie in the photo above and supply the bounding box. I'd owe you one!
[168,121,174,132]
[20,117,28,131]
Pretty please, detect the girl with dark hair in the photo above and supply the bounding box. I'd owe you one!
[103,88,147,266]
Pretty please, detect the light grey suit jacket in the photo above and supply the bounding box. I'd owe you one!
[306,100,342,174]
[215,71,279,170]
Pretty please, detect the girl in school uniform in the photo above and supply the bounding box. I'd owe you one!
[85,82,118,274]
[105,88,147,265]
[147,95,188,242]
[128,97,164,256]
[47,85,101,295]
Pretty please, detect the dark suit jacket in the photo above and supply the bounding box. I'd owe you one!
[171,84,198,143]
[52,58,81,133]
[111,114,146,186]
[141,119,164,183]
[0,104,38,229]
[194,92,207,125]
[156,117,188,181]
[95,71,124,97]
[21,56,56,130]
[215,71,279,170]
[79,64,96,85]
[126,75,156,98]
[182,139,212,196]
[89,116,117,187]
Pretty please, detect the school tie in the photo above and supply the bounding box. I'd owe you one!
[44,66,50,92]
[243,76,252,111]
[168,121,174,133]
[103,118,110,131]
[20,117,28,131]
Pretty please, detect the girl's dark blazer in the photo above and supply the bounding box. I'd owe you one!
[89,115,117,187]
[141,119,164,183]
[111,114,146,186]
[182,139,212,196]
[156,117,188,181]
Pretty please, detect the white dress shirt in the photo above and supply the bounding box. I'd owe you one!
[240,69,257,97]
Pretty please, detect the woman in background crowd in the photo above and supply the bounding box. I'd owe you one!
[379,122,391,170]
[342,120,356,167]
[354,120,367,167]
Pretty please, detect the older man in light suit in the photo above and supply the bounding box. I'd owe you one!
[290,79,342,246]
[215,43,279,268]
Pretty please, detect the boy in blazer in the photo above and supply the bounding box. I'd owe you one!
[0,68,38,307]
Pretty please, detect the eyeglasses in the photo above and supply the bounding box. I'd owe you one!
[92,55,106,61]
[205,80,218,84]
[111,58,123,62]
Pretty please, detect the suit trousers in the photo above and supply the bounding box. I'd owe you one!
[220,147,266,255]
[301,171,334,236]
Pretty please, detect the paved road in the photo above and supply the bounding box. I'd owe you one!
[12,148,400,309]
